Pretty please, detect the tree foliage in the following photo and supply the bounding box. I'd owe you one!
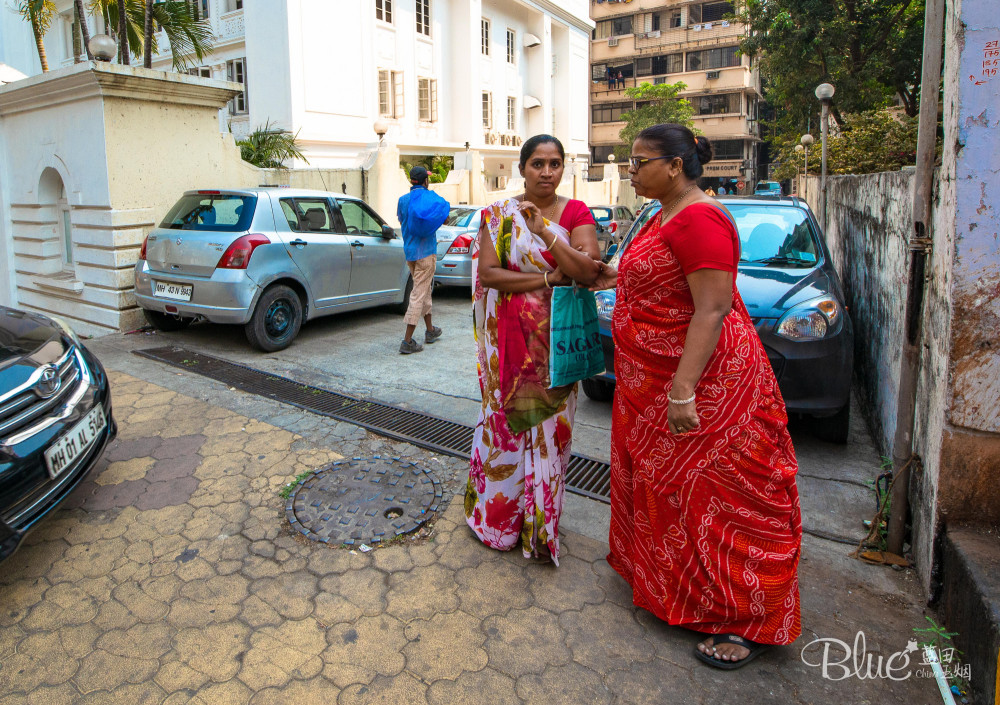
[768,109,919,181]
[614,81,696,158]
[237,121,308,169]
[17,0,56,71]
[738,0,925,127]
[400,156,455,184]
[92,0,214,71]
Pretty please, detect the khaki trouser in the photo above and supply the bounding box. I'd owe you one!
[404,255,436,325]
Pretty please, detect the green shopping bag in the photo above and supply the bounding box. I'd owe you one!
[549,285,605,388]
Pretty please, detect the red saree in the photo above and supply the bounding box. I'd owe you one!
[607,203,802,646]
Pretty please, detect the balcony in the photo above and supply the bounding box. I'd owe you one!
[634,22,744,52]
[592,34,636,62]
[590,66,753,99]
[591,0,689,20]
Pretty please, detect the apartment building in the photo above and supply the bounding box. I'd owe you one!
[2,0,594,177]
[588,0,760,190]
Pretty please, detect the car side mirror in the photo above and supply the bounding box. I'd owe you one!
[381,224,395,239]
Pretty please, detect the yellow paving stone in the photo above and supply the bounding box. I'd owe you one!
[313,591,364,628]
[320,614,408,688]
[193,453,246,481]
[199,433,253,457]
[80,681,167,705]
[237,618,327,691]
[133,390,178,409]
[0,623,24,658]
[203,415,253,436]
[306,547,361,576]
[3,631,79,688]
[96,457,156,486]
[110,580,172,622]
[239,555,283,581]
[558,601,653,675]
[240,594,283,629]
[55,623,102,659]
[0,577,50,627]
[181,505,246,542]
[249,573,317,620]
[152,661,210,694]
[23,682,82,705]
[91,600,140,632]
[385,564,460,621]
[247,676,341,705]
[515,662,614,705]
[159,416,213,439]
[188,679,252,705]
[481,606,572,676]
[166,597,240,629]
[426,667,518,705]
[124,540,155,565]
[179,572,249,607]
[76,575,117,602]
[173,623,250,682]
[97,623,173,659]
[21,582,99,629]
[402,611,489,681]
[63,537,129,578]
[527,555,606,612]
[455,559,532,618]
[127,407,174,426]
[407,542,440,568]
[318,569,387,618]
[337,673,429,705]
[372,546,413,573]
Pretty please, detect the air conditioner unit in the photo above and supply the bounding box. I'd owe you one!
[706,70,721,79]
[608,37,619,47]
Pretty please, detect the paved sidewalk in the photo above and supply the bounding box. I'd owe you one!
[0,371,945,704]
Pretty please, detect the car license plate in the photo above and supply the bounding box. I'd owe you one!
[153,281,193,301]
[44,404,106,479]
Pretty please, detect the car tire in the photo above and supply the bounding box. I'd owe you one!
[244,285,303,352]
[582,377,615,402]
[143,309,192,332]
[813,403,850,444]
[393,274,414,315]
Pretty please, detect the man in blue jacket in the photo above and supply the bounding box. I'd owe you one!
[397,166,451,354]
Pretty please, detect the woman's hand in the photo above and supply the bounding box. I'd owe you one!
[547,267,568,287]
[667,400,700,435]
[517,200,548,236]
[590,262,618,291]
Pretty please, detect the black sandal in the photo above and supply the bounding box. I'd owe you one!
[694,634,770,670]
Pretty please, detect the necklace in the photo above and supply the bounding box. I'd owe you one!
[543,196,560,222]
[659,185,698,227]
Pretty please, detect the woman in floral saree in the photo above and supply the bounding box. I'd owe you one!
[466,135,602,565]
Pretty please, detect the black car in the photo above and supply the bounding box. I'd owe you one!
[586,196,854,443]
[0,306,116,560]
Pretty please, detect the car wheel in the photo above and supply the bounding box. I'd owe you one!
[813,403,850,444]
[393,274,414,315]
[143,309,192,332]
[244,285,303,352]
[582,377,615,402]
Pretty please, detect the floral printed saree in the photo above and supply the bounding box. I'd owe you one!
[465,198,577,565]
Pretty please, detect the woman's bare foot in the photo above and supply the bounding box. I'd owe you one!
[697,635,751,663]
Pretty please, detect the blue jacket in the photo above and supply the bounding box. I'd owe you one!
[397,185,450,262]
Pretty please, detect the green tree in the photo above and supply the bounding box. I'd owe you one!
[614,81,696,159]
[92,0,213,71]
[236,121,308,169]
[768,109,918,182]
[400,155,455,184]
[738,0,925,127]
[17,0,56,72]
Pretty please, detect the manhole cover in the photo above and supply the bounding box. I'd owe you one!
[286,456,443,547]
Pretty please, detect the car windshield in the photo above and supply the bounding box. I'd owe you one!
[161,194,256,232]
[591,207,613,221]
[612,202,820,267]
[445,207,478,227]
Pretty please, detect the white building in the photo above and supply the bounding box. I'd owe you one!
[1,0,594,180]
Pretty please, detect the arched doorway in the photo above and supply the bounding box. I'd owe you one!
[38,167,75,272]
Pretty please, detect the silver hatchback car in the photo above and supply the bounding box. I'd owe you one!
[134,188,411,351]
[434,205,483,288]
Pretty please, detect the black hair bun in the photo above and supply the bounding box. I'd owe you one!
[694,135,714,165]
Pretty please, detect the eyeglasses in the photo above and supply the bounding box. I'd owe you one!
[628,155,677,170]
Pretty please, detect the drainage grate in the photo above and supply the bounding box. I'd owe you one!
[135,346,612,503]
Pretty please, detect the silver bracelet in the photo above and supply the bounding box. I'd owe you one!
[668,392,696,405]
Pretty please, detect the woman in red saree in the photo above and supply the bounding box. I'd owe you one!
[592,124,802,669]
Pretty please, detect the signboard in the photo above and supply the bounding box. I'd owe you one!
[702,160,742,177]
[736,180,746,191]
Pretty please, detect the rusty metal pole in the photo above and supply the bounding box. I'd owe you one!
[887,0,945,556]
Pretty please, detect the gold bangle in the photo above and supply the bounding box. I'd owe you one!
[544,272,552,288]
[544,230,558,250]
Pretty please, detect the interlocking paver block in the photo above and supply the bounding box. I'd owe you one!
[95,456,156,485]
[173,622,250,682]
[321,614,407,688]
[559,601,653,675]
[427,667,518,705]
[516,661,615,705]
[238,618,327,690]
[319,570,387,618]
[73,648,160,693]
[403,610,488,681]
[337,672,429,705]
[385,563,460,621]
[481,606,572,676]
[527,554,606,612]
[249,572,317,620]
[455,558,531,618]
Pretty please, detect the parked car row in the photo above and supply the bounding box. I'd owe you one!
[586,196,854,444]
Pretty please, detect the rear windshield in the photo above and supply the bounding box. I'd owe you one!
[614,202,819,266]
[445,207,478,227]
[160,194,256,231]
[591,207,613,221]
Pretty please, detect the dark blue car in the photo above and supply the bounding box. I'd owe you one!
[585,196,854,443]
[0,307,116,560]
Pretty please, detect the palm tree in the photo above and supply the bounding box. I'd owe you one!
[93,0,213,71]
[143,0,153,68]
[236,121,309,169]
[75,0,93,61]
[17,0,56,72]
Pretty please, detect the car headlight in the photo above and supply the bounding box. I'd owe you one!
[775,297,842,341]
[595,290,616,321]
[49,315,82,345]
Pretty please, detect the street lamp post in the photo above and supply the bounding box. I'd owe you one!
[794,144,804,194]
[800,133,814,202]
[814,83,835,232]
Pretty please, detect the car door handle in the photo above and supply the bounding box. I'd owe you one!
[350,240,364,248]
[290,239,308,247]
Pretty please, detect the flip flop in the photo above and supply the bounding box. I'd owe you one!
[694,634,770,670]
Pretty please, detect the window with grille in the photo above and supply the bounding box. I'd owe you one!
[226,58,248,114]
[481,18,490,55]
[594,16,633,39]
[225,0,243,12]
[482,92,493,129]
[376,0,392,22]
[591,145,615,164]
[711,139,744,160]
[592,101,633,123]
[636,53,683,76]
[419,78,438,122]
[686,46,740,71]
[506,29,515,64]
[506,97,516,130]
[186,66,211,78]
[416,0,430,36]
[697,93,741,115]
